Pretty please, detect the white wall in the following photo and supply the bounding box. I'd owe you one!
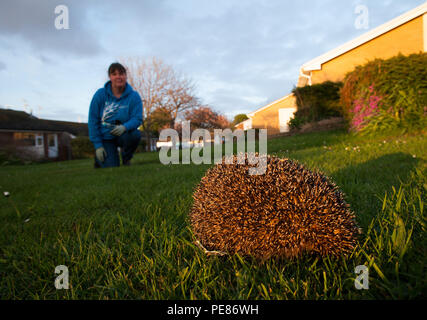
[278,108,297,133]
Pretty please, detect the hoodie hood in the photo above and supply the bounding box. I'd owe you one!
[104,81,133,100]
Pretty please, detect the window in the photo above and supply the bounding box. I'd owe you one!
[14,132,36,146]
[36,135,44,146]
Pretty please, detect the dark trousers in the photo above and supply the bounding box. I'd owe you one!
[95,129,141,168]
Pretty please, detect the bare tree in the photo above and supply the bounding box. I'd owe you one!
[120,56,200,150]
[164,73,199,128]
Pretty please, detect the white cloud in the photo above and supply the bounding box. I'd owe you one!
[0,0,425,121]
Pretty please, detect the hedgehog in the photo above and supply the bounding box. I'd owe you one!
[189,153,361,259]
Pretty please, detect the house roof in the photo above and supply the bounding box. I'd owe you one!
[0,109,88,136]
[247,93,294,117]
[234,118,251,128]
[301,2,427,71]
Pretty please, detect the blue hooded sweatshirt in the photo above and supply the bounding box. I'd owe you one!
[88,81,143,150]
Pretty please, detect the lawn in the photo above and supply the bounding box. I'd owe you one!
[0,128,425,299]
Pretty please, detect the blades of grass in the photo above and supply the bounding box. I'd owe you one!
[361,249,387,282]
[57,232,69,259]
[323,271,328,296]
[308,257,319,272]
[382,192,387,211]
[77,228,83,255]
[116,212,124,235]
[246,284,254,300]
[139,227,146,251]
[260,283,270,300]
[398,226,413,261]
[84,221,92,241]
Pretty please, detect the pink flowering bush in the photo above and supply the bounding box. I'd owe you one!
[341,53,427,135]
[349,85,383,132]
[349,85,427,135]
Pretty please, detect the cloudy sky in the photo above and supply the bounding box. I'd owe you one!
[0,0,425,123]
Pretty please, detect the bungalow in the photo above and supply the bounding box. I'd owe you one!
[0,109,88,161]
[238,2,427,135]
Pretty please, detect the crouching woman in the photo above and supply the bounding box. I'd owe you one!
[88,62,143,168]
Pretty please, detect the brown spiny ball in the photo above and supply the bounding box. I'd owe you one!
[189,153,361,259]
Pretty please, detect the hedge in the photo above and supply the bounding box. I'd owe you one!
[340,52,427,134]
[71,136,93,159]
[290,81,343,129]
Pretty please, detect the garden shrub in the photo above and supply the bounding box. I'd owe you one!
[291,81,343,129]
[0,148,33,165]
[288,115,308,130]
[340,52,427,134]
[71,136,93,159]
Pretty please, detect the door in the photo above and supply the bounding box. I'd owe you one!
[48,134,58,158]
[279,108,297,133]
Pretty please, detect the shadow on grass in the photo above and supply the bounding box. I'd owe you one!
[331,152,419,227]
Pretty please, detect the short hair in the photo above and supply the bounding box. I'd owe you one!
[108,62,126,75]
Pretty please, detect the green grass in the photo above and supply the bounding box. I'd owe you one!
[0,128,425,299]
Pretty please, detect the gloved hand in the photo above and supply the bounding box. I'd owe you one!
[110,125,126,136]
[95,147,107,162]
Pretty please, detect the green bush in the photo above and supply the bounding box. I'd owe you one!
[291,81,343,127]
[71,136,93,159]
[288,115,308,130]
[0,149,31,166]
[340,52,427,134]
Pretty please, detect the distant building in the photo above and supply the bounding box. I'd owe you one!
[239,3,427,135]
[0,109,88,161]
[242,93,297,135]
